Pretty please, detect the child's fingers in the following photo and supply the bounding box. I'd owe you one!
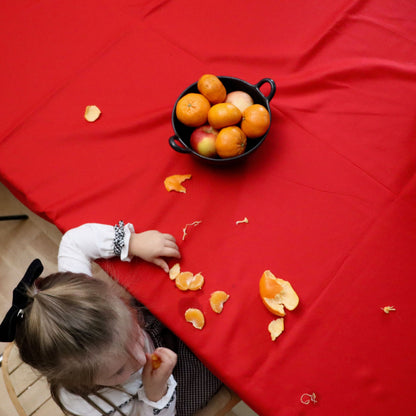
[160,246,181,259]
[152,258,170,273]
[162,233,177,243]
[151,348,177,371]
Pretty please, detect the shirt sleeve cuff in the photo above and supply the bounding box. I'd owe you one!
[120,223,135,262]
[137,375,177,410]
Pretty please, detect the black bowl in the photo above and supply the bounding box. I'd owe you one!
[169,76,276,163]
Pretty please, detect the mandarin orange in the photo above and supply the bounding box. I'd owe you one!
[185,308,205,330]
[241,104,270,138]
[151,353,162,369]
[175,271,204,291]
[208,103,241,129]
[176,93,210,127]
[209,291,230,313]
[169,263,180,280]
[215,126,247,159]
[197,74,227,104]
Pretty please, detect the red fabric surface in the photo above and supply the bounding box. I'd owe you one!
[1,1,416,415]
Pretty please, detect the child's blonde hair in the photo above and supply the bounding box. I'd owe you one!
[14,272,139,401]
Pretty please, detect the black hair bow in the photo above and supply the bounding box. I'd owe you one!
[0,259,43,342]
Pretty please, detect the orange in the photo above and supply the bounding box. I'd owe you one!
[151,353,162,369]
[208,103,241,129]
[169,263,180,280]
[175,271,204,291]
[176,93,211,127]
[241,104,270,138]
[268,318,284,341]
[185,308,205,330]
[259,270,299,316]
[209,291,230,313]
[188,273,205,290]
[164,174,192,193]
[197,74,227,104]
[215,126,247,159]
[175,272,194,291]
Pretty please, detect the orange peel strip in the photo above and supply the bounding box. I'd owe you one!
[182,220,202,241]
[84,105,101,122]
[300,393,318,405]
[164,174,192,193]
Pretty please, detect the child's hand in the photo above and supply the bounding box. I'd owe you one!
[142,348,177,402]
[128,231,180,272]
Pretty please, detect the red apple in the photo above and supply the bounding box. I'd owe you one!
[190,124,218,157]
[225,91,254,113]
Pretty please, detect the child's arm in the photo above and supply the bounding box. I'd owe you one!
[58,223,180,275]
[140,347,178,409]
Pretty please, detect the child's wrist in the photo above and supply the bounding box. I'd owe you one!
[145,384,168,402]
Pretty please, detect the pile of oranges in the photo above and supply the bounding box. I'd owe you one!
[175,74,271,159]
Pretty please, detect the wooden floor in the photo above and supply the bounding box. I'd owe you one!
[0,182,257,416]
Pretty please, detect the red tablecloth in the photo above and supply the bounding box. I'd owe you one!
[1,1,416,415]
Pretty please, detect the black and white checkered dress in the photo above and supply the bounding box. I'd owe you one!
[141,307,222,416]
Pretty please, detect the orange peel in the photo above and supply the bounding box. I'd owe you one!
[381,306,396,314]
[185,308,205,329]
[182,220,202,240]
[259,270,299,316]
[84,105,101,122]
[164,174,192,193]
[268,318,284,341]
[209,291,230,313]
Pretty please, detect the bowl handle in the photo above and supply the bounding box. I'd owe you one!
[169,136,191,153]
[255,78,276,102]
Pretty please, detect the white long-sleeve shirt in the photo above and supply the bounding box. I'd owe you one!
[57,223,177,416]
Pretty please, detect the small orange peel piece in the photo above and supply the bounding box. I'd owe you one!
[268,318,284,341]
[259,270,299,316]
[150,353,162,370]
[175,271,204,291]
[381,306,396,314]
[182,220,202,240]
[164,174,192,193]
[169,263,180,280]
[300,393,318,405]
[210,291,230,313]
[185,308,205,330]
[84,105,101,122]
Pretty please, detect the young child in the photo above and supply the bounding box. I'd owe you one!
[0,222,222,416]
